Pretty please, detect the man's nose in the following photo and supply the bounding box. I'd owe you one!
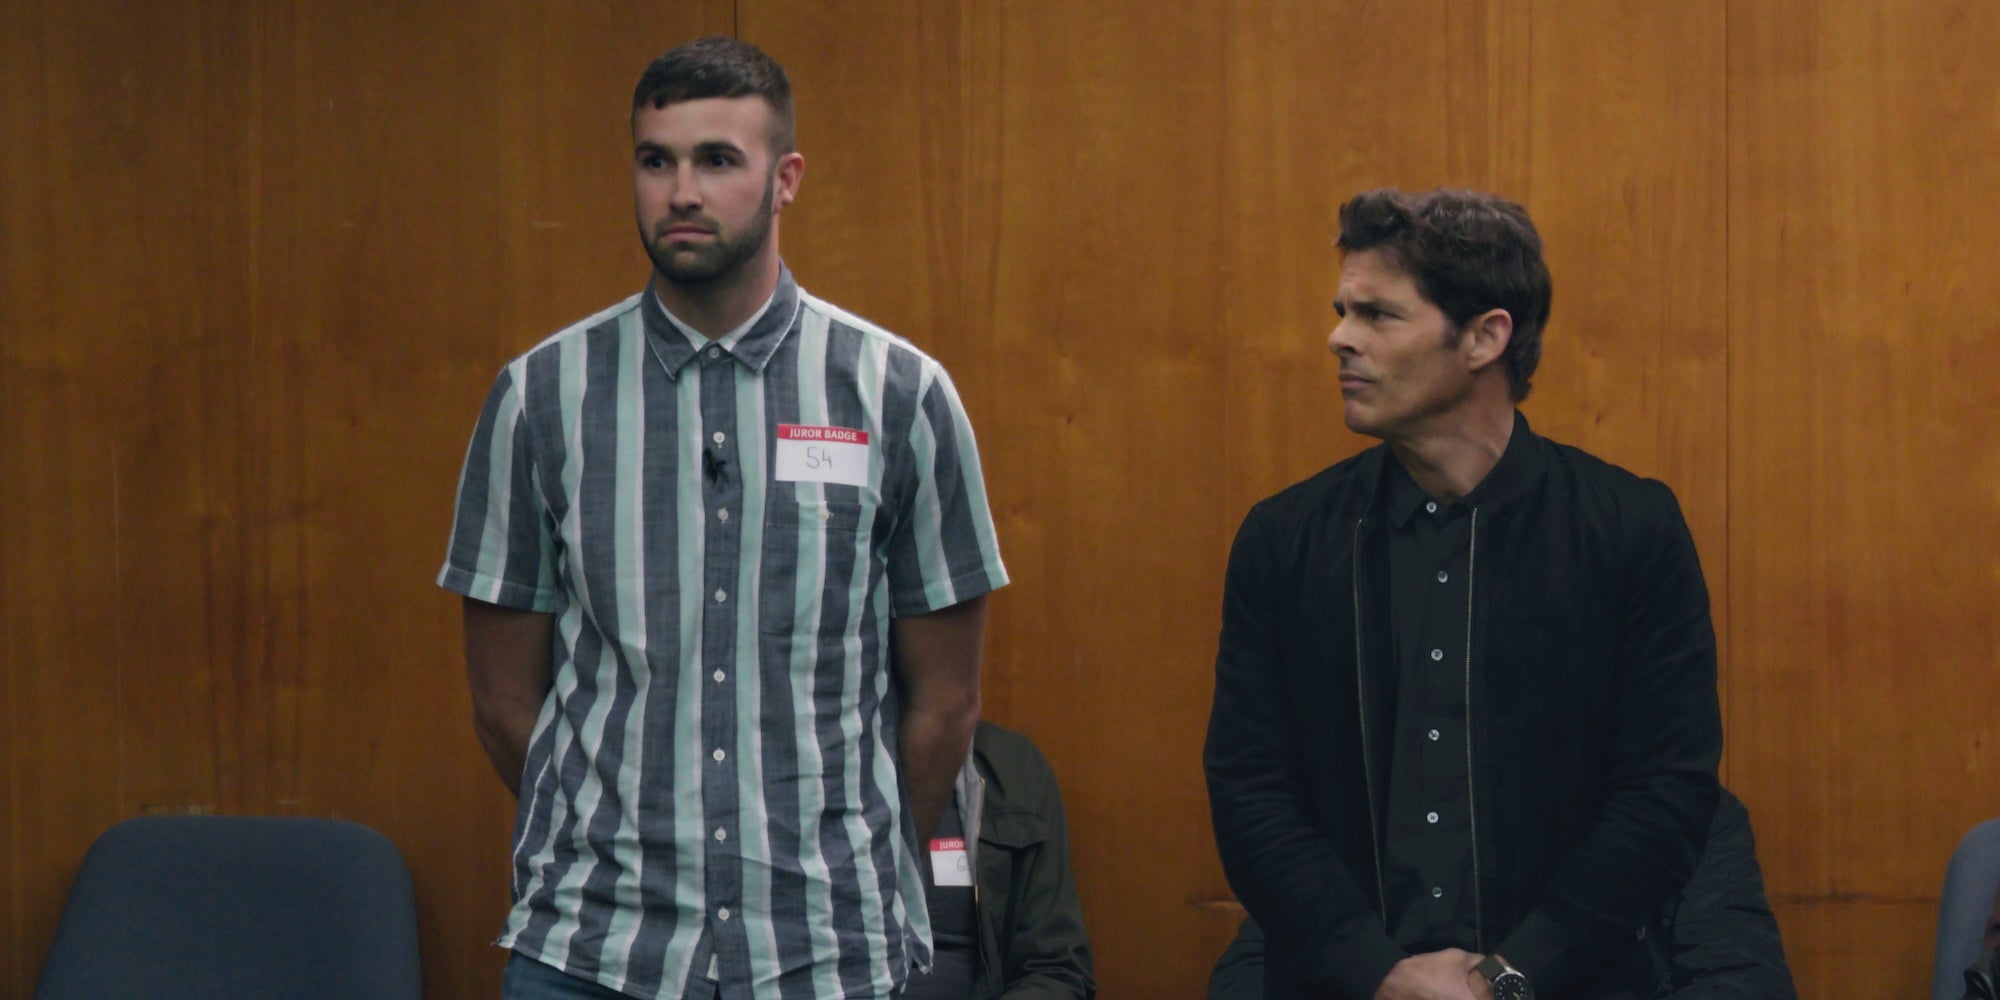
[668,163,703,211]
[1327,318,1358,357]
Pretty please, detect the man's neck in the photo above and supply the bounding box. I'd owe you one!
[653,253,781,340]
[1386,402,1517,504]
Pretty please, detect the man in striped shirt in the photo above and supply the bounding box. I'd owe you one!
[440,37,1008,1000]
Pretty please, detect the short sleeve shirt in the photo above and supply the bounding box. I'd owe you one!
[439,266,1009,999]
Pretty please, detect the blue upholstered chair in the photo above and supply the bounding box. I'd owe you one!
[1935,817,2000,1000]
[34,814,422,1000]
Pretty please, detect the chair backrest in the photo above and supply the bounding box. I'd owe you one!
[1935,818,2000,1000]
[34,814,422,1000]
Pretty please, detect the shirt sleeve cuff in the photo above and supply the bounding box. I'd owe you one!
[890,564,1009,617]
[437,564,562,613]
[1493,906,1585,991]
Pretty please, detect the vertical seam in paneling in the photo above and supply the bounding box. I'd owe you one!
[1719,0,1731,789]
[1524,0,1536,199]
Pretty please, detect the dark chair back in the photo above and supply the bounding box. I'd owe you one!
[34,815,422,1000]
[1936,818,2000,1000]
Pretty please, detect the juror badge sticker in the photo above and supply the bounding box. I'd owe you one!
[929,837,972,887]
[774,424,870,487]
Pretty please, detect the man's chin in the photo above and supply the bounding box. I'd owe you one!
[1340,404,1379,438]
[651,250,726,286]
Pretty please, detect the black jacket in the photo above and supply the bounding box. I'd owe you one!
[970,722,1096,999]
[1654,791,1795,999]
[1208,791,1794,1000]
[1204,414,1722,999]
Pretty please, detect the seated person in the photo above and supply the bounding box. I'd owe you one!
[1209,788,1793,999]
[1936,818,2000,1000]
[901,721,1095,999]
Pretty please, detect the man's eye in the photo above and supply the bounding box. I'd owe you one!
[705,154,733,168]
[641,155,666,170]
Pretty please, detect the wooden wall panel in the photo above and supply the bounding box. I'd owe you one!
[741,2,1239,992]
[1218,0,1729,594]
[1728,1,2000,993]
[1512,0,1731,664]
[7,1,1999,997]
[751,1,1727,994]
[1,2,245,989]
[1,1,724,996]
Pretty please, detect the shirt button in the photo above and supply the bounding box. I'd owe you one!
[1430,648,1444,661]
[1436,570,1448,583]
[712,748,726,762]
[714,827,728,843]
[1425,501,1438,514]
[714,588,727,603]
[707,346,720,359]
[1431,885,1444,899]
[717,907,731,921]
[717,508,729,522]
[1426,811,1440,824]
[712,670,726,682]
[1428,728,1441,741]
[712,431,725,445]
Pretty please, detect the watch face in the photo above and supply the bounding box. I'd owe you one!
[1492,971,1531,1000]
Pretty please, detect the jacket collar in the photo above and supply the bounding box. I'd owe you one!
[1371,409,1546,522]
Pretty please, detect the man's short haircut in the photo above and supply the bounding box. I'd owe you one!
[633,36,795,156]
[1337,188,1553,402]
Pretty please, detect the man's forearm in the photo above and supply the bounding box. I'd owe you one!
[473,704,537,796]
[462,597,556,798]
[899,691,978,842]
[890,594,988,842]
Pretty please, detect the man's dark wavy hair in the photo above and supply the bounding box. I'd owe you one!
[632,36,794,155]
[1336,188,1552,402]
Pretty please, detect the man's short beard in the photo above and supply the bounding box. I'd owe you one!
[644,172,777,286]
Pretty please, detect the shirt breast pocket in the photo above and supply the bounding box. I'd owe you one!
[759,496,879,637]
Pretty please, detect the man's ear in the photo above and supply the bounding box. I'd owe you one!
[1462,308,1514,375]
[773,151,805,210]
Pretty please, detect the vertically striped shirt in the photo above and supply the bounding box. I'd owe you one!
[439,266,1008,999]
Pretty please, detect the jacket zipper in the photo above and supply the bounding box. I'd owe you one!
[1352,518,1389,922]
[965,766,986,914]
[1464,507,1485,953]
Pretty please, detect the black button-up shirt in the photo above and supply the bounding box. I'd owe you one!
[1379,455,1480,953]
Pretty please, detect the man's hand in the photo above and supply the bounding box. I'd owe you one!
[1464,960,1496,1000]
[1373,949,1484,1000]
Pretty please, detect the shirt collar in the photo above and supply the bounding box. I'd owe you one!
[641,264,802,378]
[1378,410,1545,527]
[1383,455,1436,529]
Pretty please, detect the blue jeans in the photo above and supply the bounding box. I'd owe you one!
[501,952,721,1000]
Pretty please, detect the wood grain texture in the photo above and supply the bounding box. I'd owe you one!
[1728,1,2000,993]
[740,2,1238,992]
[5,1,1997,996]
[1,2,721,995]
[752,1,1729,994]
[1773,899,1941,997]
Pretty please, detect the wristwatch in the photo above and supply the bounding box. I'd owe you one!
[1475,954,1535,1000]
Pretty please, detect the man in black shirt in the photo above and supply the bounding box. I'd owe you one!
[1204,189,1722,999]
